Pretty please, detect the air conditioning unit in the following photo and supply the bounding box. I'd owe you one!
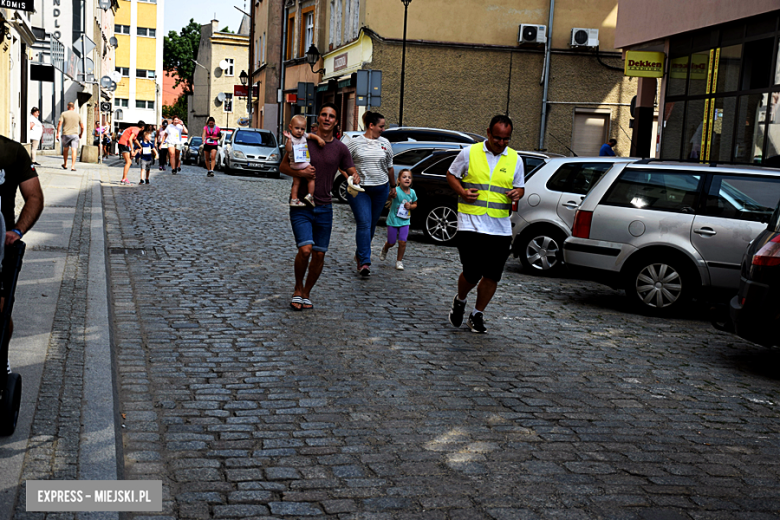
[518,24,547,45]
[571,28,599,48]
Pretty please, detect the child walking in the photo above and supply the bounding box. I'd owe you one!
[138,131,159,184]
[380,169,417,270]
[284,114,325,207]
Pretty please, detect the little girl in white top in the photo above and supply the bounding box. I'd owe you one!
[284,115,325,207]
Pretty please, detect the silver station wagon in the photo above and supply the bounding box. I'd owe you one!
[563,160,780,315]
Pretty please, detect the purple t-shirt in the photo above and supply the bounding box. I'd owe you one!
[294,137,354,205]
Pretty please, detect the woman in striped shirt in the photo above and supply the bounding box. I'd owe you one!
[345,111,396,277]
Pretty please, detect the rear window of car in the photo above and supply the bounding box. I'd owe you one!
[546,162,613,195]
[394,148,437,166]
[234,131,275,147]
[601,169,702,213]
[423,156,457,177]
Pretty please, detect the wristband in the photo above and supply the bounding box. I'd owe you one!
[11,229,23,239]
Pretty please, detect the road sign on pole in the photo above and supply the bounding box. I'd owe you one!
[356,70,382,108]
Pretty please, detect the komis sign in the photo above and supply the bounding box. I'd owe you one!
[0,0,34,12]
[624,51,665,78]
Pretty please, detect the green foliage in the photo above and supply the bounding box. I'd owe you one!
[221,26,234,33]
[162,94,189,125]
[163,19,201,94]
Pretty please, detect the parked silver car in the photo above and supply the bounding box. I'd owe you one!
[511,157,635,275]
[563,160,780,315]
[224,129,281,177]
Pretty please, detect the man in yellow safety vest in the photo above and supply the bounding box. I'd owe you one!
[446,115,525,333]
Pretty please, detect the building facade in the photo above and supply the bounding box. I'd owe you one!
[254,0,637,156]
[616,0,780,164]
[113,0,164,130]
[251,0,282,132]
[188,19,250,132]
[0,6,36,141]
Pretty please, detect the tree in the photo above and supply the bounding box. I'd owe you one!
[163,19,201,94]
[221,26,234,33]
[162,94,189,126]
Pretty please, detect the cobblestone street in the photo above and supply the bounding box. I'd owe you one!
[61,162,780,518]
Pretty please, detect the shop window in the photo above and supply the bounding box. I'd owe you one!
[687,51,711,97]
[721,24,744,46]
[709,97,738,162]
[741,38,774,91]
[668,55,689,97]
[747,16,777,37]
[766,92,780,162]
[683,100,706,161]
[775,40,780,86]
[716,45,742,94]
[734,94,766,164]
[661,101,684,161]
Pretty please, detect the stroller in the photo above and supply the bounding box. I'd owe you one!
[0,216,26,436]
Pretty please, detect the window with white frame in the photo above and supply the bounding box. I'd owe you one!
[115,67,130,76]
[135,100,155,109]
[262,32,266,64]
[225,58,234,76]
[137,27,156,37]
[305,11,314,52]
[136,69,156,79]
[114,25,130,34]
[138,0,156,3]
[115,98,129,107]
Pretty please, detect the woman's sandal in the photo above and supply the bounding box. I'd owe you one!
[301,298,313,310]
[290,296,304,311]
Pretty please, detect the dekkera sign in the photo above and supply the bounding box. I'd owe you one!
[624,51,665,78]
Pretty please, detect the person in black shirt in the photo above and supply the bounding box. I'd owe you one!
[0,135,44,373]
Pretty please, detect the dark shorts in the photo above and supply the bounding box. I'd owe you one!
[290,204,333,253]
[457,231,512,284]
[204,144,218,153]
[119,144,131,154]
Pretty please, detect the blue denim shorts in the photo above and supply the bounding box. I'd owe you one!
[290,204,333,252]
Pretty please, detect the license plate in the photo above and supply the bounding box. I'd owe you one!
[247,162,261,168]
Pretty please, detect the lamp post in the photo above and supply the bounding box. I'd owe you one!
[399,0,412,127]
[305,44,326,74]
[239,70,249,126]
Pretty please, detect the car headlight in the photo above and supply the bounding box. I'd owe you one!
[232,150,245,159]
[269,152,279,161]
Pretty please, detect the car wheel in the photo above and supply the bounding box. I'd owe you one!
[423,205,458,244]
[333,176,348,203]
[517,227,566,276]
[623,253,696,316]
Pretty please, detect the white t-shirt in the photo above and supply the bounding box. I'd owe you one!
[163,124,183,145]
[29,116,43,141]
[447,142,525,236]
[345,134,394,187]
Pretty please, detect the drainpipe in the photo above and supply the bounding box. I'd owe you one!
[538,0,554,150]
[278,2,290,143]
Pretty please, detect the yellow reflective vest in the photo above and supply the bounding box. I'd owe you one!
[458,143,517,219]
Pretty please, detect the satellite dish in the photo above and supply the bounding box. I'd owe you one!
[219,60,229,71]
[100,75,112,88]
[216,92,226,102]
[109,70,121,82]
[109,36,118,48]
[108,81,117,92]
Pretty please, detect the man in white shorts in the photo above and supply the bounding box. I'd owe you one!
[56,102,84,171]
[163,117,188,174]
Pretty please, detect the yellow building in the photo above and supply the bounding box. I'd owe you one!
[114,0,164,130]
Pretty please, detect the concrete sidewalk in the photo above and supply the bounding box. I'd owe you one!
[0,155,118,520]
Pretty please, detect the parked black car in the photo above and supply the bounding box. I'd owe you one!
[717,201,780,347]
[381,127,478,144]
[184,136,202,165]
[402,149,550,244]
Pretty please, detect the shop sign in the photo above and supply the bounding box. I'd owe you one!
[0,0,34,12]
[670,53,709,80]
[624,51,665,78]
[333,53,348,72]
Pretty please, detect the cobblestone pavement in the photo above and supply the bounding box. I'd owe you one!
[102,161,779,519]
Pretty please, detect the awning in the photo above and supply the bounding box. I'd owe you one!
[316,81,330,93]
[337,74,352,89]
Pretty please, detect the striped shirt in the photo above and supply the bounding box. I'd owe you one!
[345,135,394,187]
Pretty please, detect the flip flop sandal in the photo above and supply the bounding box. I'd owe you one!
[301,298,313,310]
[290,296,304,311]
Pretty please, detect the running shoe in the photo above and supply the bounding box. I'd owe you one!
[396,261,404,270]
[207,171,214,177]
[379,247,388,261]
[145,179,150,184]
[448,296,466,328]
[467,312,487,334]
[138,180,145,185]
[359,264,371,277]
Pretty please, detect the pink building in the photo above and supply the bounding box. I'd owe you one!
[163,71,187,106]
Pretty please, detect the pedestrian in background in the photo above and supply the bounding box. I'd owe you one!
[201,117,221,178]
[117,121,145,185]
[599,138,617,156]
[157,120,169,171]
[345,110,395,277]
[138,130,158,185]
[102,129,112,158]
[446,115,524,333]
[279,103,357,311]
[379,168,417,270]
[28,107,42,166]
[162,117,187,174]
[55,102,84,171]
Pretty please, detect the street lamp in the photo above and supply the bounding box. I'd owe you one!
[305,44,325,74]
[239,70,248,86]
[399,0,412,127]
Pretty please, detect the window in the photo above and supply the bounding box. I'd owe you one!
[115,67,130,77]
[135,100,154,109]
[234,130,276,147]
[136,69,156,79]
[114,25,130,34]
[424,156,457,177]
[702,174,780,223]
[224,93,233,113]
[115,98,129,107]
[300,6,315,58]
[137,27,156,37]
[523,157,546,177]
[601,169,702,213]
[545,163,612,195]
[138,0,156,3]
[225,58,234,77]
[394,148,436,167]
[286,13,295,60]
[262,32,266,64]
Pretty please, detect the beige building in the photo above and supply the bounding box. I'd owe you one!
[189,19,250,132]
[255,0,637,156]
[616,0,780,164]
[0,7,36,141]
